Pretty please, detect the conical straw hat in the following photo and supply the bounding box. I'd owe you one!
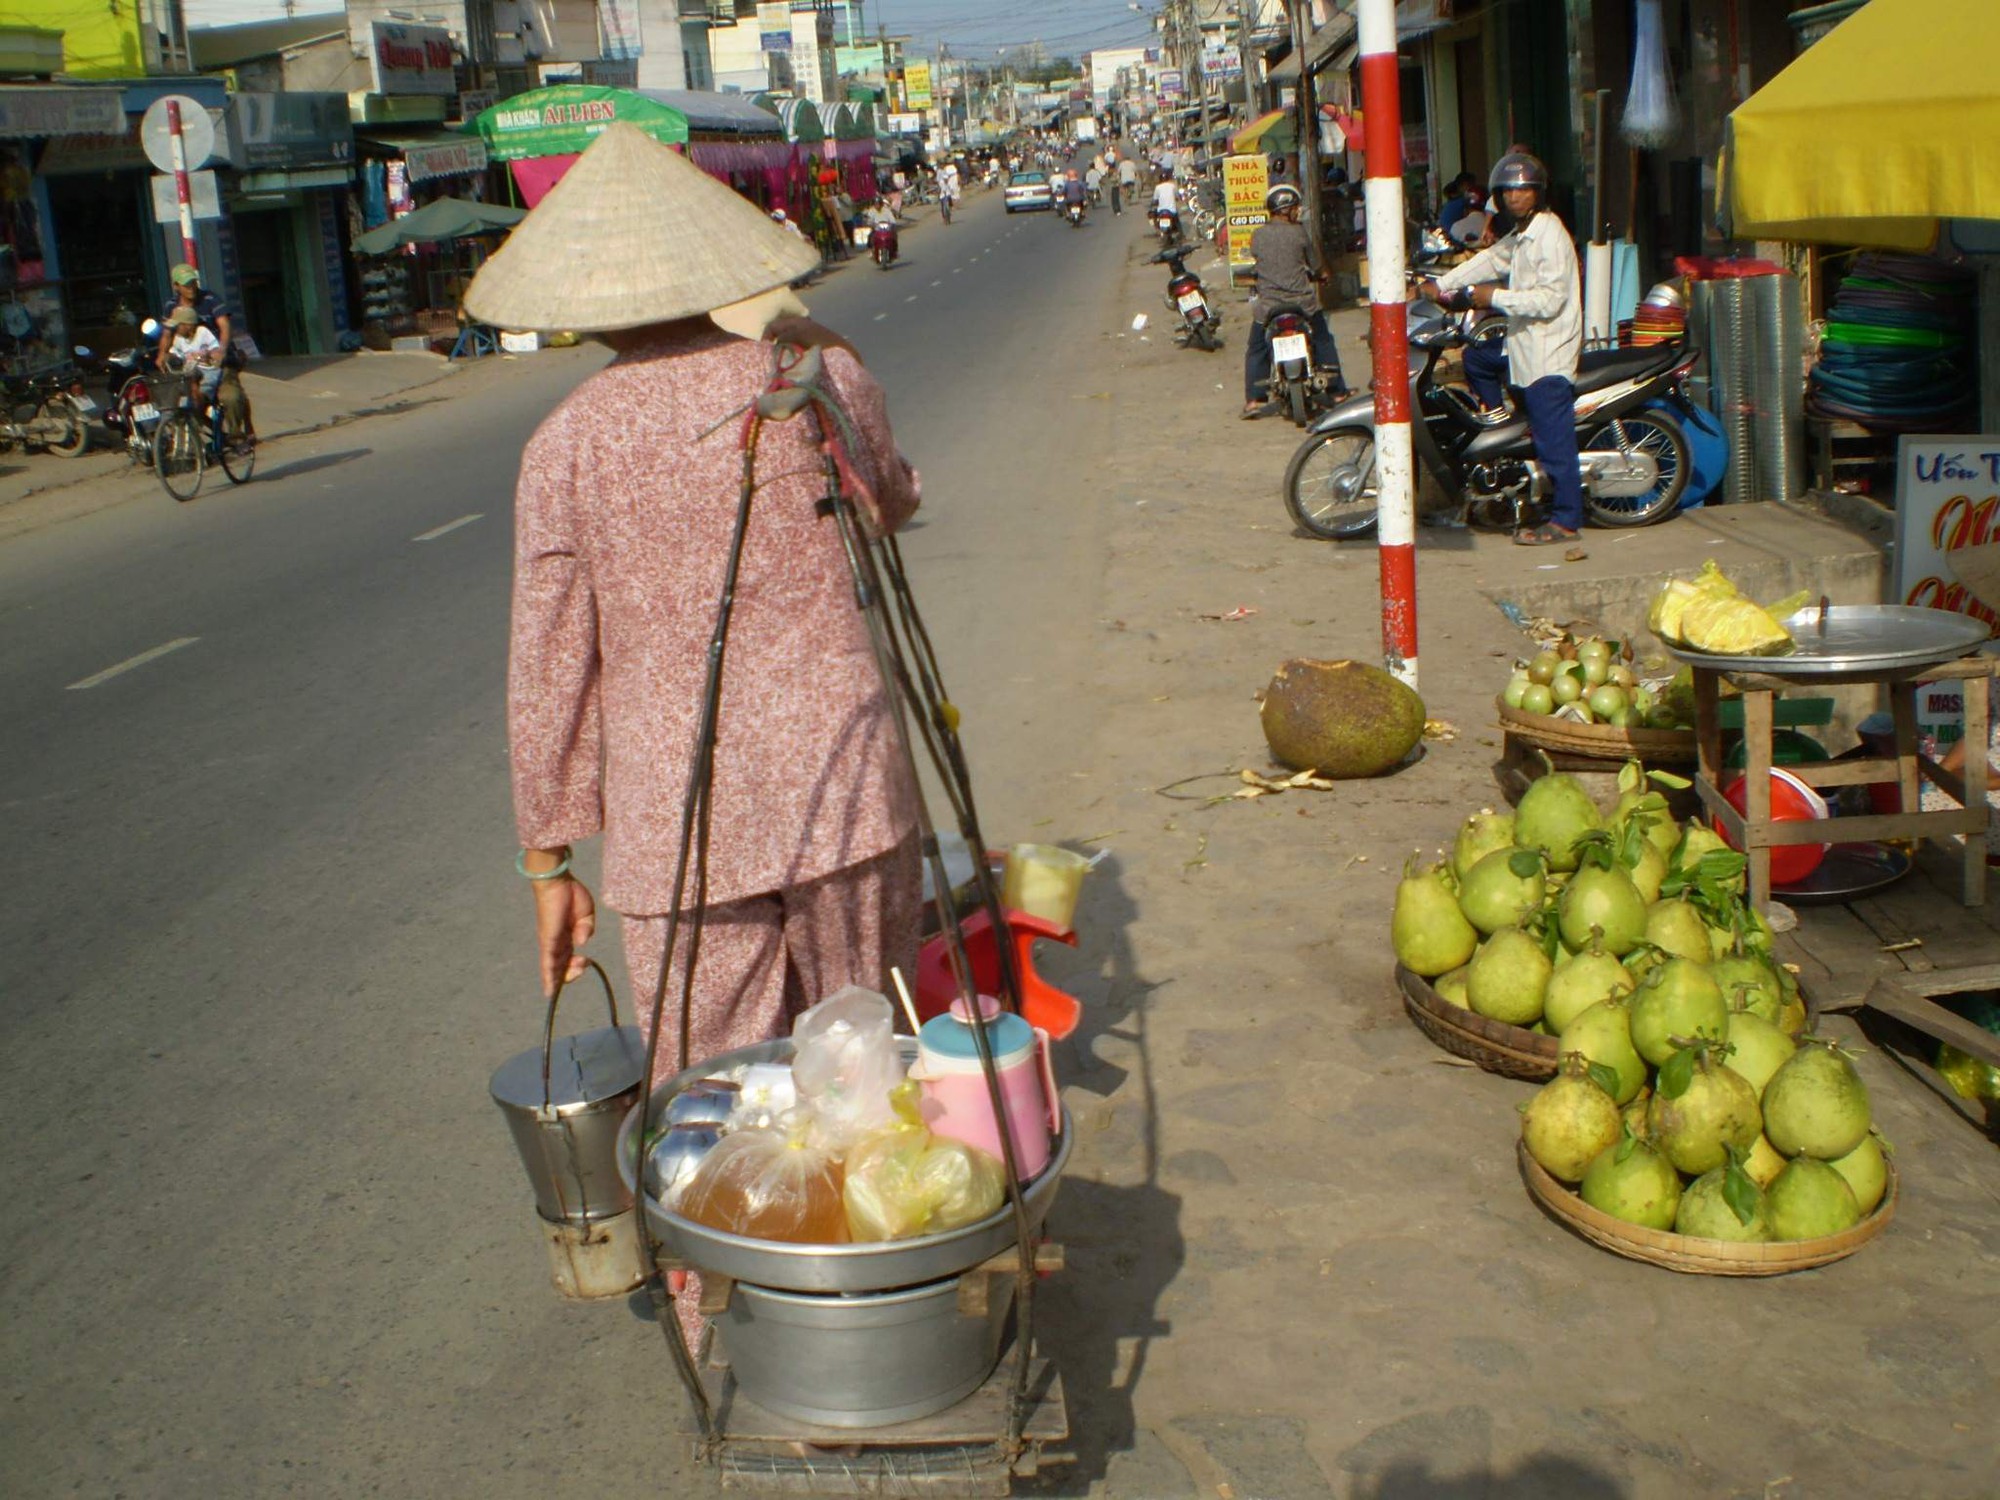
[464,122,821,333]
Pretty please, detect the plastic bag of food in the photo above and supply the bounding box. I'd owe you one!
[791,986,905,1147]
[1648,559,1737,645]
[1679,592,1794,656]
[676,1117,849,1244]
[843,1083,1007,1242]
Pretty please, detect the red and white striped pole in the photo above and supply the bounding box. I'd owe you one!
[1358,0,1416,689]
[167,99,199,272]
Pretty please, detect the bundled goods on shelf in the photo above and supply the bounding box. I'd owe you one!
[1808,252,1976,433]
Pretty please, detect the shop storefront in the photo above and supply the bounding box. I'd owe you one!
[352,131,494,333]
[217,91,357,356]
[1,83,126,380]
[35,123,153,362]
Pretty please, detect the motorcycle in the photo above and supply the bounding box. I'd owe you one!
[1153,247,1221,352]
[1262,306,1343,427]
[1151,207,1182,245]
[870,220,899,270]
[1281,293,1698,540]
[1064,199,1085,228]
[93,319,165,467]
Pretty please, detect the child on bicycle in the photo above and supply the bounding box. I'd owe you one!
[164,306,223,411]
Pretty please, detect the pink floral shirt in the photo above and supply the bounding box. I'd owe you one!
[509,325,921,914]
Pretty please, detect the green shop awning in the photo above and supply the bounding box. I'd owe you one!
[467,84,688,162]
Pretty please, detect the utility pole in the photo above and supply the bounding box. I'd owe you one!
[1239,0,1260,118]
[1288,0,1321,256]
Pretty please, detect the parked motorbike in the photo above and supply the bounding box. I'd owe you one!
[93,319,165,467]
[0,351,91,459]
[1153,247,1222,352]
[870,220,899,270]
[1262,306,1344,427]
[1281,294,1698,540]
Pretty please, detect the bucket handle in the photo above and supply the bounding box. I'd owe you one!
[540,956,621,1113]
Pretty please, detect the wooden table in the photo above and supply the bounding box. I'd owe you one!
[1690,653,1994,911]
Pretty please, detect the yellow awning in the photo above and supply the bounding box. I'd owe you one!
[1232,109,1294,157]
[1726,0,2000,249]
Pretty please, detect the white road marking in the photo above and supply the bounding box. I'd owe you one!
[874,312,888,321]
[953,267,963,274]
[930,279,942,287]
[905,295,918,303]
[412,513,483,542]
[67,636,199,691]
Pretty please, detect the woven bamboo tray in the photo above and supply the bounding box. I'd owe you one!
[1518,1140,1898,1276]
[1397,964,1559,1081]
[1496,696,1697,765]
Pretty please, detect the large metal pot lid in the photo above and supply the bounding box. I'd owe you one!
[1667,605,1992,677]
[491,1024,646,1114]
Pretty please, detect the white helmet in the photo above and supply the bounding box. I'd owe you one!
[1266,183,1302,214]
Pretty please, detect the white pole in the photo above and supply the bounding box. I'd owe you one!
[1357,0,1416,689]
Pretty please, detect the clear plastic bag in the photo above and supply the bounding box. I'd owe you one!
[843,1083,1007,1242]
[675,1119,849,1244]
[790,986,905,1148]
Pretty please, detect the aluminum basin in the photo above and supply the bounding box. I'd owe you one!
[615,1039,1069,1294]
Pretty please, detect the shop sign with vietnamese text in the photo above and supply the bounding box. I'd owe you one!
[1893,435,2000,639]
[404,137,489,184]
[0,86,124,138]
[1225,153,1269,282]
[371,21,456,97]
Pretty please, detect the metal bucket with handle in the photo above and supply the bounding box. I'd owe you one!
[489,959,648,1298]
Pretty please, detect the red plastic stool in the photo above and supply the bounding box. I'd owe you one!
[914,907,1082,1040]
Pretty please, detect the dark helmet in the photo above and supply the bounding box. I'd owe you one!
[1488,151,1549,195]
[1266,183,1302,214]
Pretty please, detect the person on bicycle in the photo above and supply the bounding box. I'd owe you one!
[1242,184,1347,419]
[938,160,961,220]
[163,306,223,409]
[1419,150,1583,546]
[158,264,254,444]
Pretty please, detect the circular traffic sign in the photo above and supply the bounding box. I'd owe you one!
[140,95,215,175]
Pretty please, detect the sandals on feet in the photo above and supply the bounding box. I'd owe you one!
[1513,522,1579,547]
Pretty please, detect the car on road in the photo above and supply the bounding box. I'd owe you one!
[1004,171,1053,213]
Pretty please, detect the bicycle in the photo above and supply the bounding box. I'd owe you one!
[939,191,955,225]
[0,369,90,459]
[153,358,255,501]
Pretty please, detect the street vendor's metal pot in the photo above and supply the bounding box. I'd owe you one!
[616,1038,1072,1294]
[716,1274,1015,1428]
[491,960,646,1225]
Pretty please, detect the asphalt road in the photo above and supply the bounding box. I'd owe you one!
[0,191,1135,1496]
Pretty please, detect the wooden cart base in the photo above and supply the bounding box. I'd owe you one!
[698,1344,1071,1496]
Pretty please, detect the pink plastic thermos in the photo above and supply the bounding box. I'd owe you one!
[910,996,1060,1181]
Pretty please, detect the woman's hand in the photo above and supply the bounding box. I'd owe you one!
[532,875,596,998]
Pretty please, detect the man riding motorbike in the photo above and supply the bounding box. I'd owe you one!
[1058,168,1087,220]
[1242,184,1347,419]
[1419,150,1583,546]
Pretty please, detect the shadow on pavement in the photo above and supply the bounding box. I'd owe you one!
[255,448,371,483]
[1353,1455,1629,1499]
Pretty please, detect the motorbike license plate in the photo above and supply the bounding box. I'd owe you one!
[71,394,98,413]
[131,402,158,422]
[854,226,873,247]
[1271,334,1310,363]
[1177,292,1206,314]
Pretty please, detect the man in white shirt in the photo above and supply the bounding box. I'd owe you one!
[1423,151,1584,546]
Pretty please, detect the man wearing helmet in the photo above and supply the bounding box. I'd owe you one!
[1420,150,1584,545]
[1242,182,1347,419]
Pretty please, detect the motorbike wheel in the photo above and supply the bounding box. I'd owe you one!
[1284,426,1380,540]
[153,410,205,502]
[1287,380,1309,427]
[1198,325,1223,352]
[39,394,88,457]
[1581,408,1689,527]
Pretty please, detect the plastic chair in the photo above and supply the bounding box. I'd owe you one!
[450,320,498,360]
[914,907,1083,1040]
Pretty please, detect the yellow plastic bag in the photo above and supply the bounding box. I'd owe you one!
[842,1083,1006,1242]
[1648,559,1737,645]
[1679,592,1795,656]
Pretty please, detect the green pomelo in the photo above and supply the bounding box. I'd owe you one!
[1828,1132,1889,1216]
[1521,1060,1624,1183]
[1762,1040,1872,1160]
[1621,1088,1652,1139]
[1672,823,1743,890]
[1629,958,1727,1066]
[1644,897,1714,963]
[1558,865,1648,955]
[1451,810,1517,882]
[1710,953,1785,1024]
[1627,840,1668,904]
[1581,1137,1682,1230]
[1766,1157,1861,1240]
[1392,862,1479,978]
[1613,789,1681,860]
[1722,1008,1795,1096]
[1776,996,1808,1039]
[1647,1053,1762,1176]
[1458,848,1546,935]
[1544,945,1637,1033]
[1743,1133,1787,1187]
[1515,773,1604,873]
[1675,1168,1772,1241]
[1467,928,1551,1027]
[1558,996,1647,1105]
[1432,965,1471,1009]
[1261,658,1426,778]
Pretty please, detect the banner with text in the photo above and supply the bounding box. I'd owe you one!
[1225,153,1269,283]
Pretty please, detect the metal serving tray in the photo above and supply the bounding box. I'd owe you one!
[1667,604,1992,677]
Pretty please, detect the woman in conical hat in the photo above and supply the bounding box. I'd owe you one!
[481,125,922,1082]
